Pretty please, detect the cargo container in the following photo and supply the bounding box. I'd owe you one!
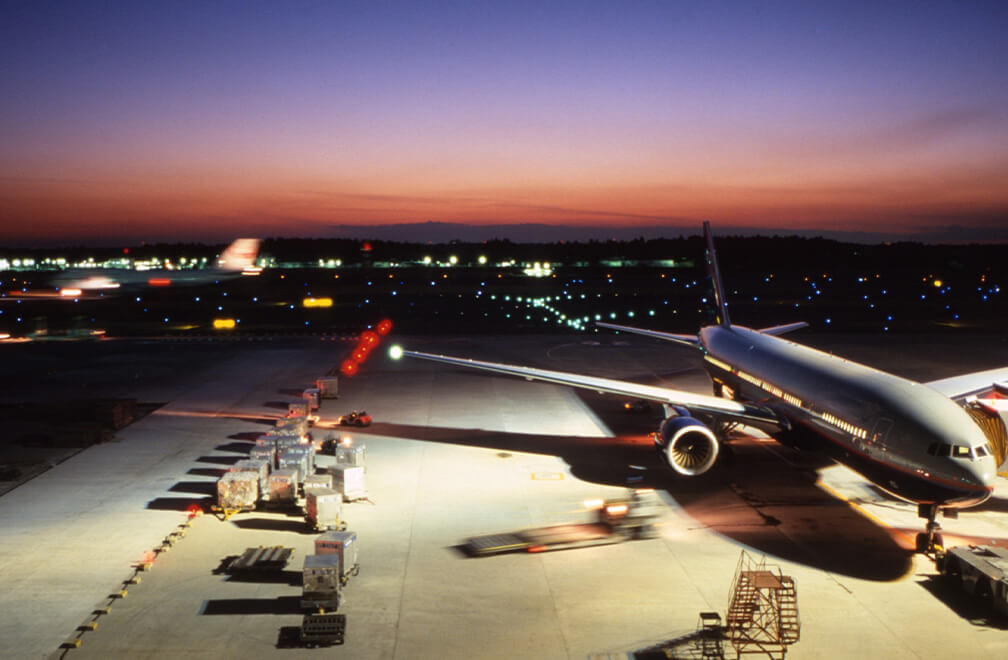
[303,473,333,498]
[217,471,258,510]
[330,465,367,501]
[302,554,342,610]
[334,444,366,468]
[278,447,311,483]
[268,468,298,505]
[255,434,276,448]
[316,377,339,399]
[305,488,343,532]
[275,416,307,434]
[230,458,270,495]
[314,531,359,584]
[302,388,320,411]
[249,445,276,468]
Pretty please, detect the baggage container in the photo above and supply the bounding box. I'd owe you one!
[276,416,307,434]
[302,388,320,411]
[278,448,310,483]
[268,468,298,505]
[316,377,339,399]
[302,554,342,610]
[334,444,366,468]
[305,488,343,531]
[303,473,333,498]
[217,471,258,510]
[330,465,367,501]
[255,434,276,448]
[314,530,358,583]
[288,401,309,418]
[230,458,269,495]
[249,445,275,468]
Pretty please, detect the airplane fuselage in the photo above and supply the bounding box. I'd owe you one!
[699,325,997,508]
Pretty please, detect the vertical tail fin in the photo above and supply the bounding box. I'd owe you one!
[703,221,731,327]
[217,238,260,271]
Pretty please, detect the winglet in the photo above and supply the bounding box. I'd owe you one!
[703,221,731,327]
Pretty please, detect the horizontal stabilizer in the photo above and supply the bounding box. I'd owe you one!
[757,322,809,336]
[595,322,700,348]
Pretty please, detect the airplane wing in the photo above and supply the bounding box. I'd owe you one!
[757,322,809,336]
[926,366,1008,400]
[396,348,781,427]
[594,322,700,347]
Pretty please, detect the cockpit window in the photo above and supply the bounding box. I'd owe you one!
[975,445,988,458]
[926,443,938,456]
[937,444,952,457]
[951,445,971,459]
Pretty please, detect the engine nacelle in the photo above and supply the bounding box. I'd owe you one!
[658,415,720,476]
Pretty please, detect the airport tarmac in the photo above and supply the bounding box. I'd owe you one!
[1,333,1007,659]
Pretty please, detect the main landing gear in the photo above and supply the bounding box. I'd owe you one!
[915,503,945,555]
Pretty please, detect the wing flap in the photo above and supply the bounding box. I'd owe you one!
[398,349,780,426]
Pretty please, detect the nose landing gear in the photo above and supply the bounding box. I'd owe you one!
[915,503,945,555]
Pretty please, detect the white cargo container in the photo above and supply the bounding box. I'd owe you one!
[288,401,309,418]
[330,465,367,501]
[334,444,366,468]
[316,377,339,399]
[249,445,275,468]
[305,488,343,531]
[303,472,333,499]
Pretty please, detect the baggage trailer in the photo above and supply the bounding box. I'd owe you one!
[463,490,662,557]
[227,546,294,576]
[936,545,1008,617]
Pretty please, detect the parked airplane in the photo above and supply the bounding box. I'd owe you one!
[53,238,260,295]
[391,222,1007,554]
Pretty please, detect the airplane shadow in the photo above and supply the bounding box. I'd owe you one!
[356,420,913,581]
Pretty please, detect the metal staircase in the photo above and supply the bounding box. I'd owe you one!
[725,551,800,659]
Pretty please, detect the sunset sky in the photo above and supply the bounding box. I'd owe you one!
[2,1,1006,245]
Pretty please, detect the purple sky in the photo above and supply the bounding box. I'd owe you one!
[1,1,1006,245]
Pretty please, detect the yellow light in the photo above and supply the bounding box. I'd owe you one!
[933,279,942,288]
[303,297,333,308]
[213,318,236,329]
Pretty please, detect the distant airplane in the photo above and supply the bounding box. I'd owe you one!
[392,222,1007,554]
[53,238,260,295]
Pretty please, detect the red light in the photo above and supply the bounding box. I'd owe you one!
[361,330,379,345]
[148,278,171,287]
[340,360,358,376]
[376,319,393,335]
[362,241,372,252]
[186,503,203,518]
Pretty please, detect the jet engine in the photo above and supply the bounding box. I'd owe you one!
[658,415,720,476]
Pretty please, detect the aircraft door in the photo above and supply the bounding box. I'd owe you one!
[871,418,894,448]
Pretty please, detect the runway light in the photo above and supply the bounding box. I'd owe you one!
[213,318,236,329]
[303,297,333,308]
[389,345,403,360]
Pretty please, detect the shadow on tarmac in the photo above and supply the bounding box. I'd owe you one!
[215,441,253,454]
[228,431,263,441]
[916,575,1008,629]
[355,420,913,581]
[225,570,303,586]
[147,496,211,511]
[200,596,302,615]
[231,517,312,534]
[168,480,217,496]
[196,454,243,466]
[188,467,227,478]
[263,400,292,410]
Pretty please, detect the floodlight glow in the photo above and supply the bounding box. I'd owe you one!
[389,345,404,360]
